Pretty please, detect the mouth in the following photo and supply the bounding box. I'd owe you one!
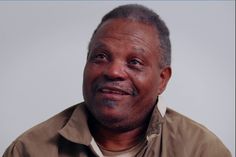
[98,86,130,95]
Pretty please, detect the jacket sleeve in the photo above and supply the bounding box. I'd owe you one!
[2,140,27,157]
[200,137,232,157]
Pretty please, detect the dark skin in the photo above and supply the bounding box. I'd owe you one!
[83,19,171,151]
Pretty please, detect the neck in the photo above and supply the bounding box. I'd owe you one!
[88,118,147,151]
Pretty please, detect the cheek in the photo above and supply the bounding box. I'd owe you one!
[83,64,96,93]
[83,63,105,97]
[132,70,160,96]
[84,64,101,82]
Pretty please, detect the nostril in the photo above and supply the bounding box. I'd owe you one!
[103,63,127,81]
[104,72,125,81]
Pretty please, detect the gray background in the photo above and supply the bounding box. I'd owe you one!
[0,1,235,156]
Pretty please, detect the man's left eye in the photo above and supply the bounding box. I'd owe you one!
[129,59,142,65]
[128,58,144,71]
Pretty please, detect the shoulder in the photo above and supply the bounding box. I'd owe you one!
[164,108,212,134]
[3,103,81,157]
[163,108,231,157]
[16,104,78,142]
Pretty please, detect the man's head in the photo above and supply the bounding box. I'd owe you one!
[83,4,171,132]
[89,4,171,68]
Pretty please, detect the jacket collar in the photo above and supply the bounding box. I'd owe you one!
[146,97,166,139]
[59,97,167,145]
[58,103,92,145]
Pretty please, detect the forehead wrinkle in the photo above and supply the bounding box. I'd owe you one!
[132,46,145,54]
[119,32,159,57]
[92,40,146,57]
[94,31,157,56]
[93,18,160,53]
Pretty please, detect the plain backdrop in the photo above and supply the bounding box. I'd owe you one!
[0,1,235,156]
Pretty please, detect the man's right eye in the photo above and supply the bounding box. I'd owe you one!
[90,52,108,63]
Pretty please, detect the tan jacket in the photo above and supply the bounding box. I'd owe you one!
[3,101,231,157]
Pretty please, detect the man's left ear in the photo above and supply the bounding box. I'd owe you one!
[157,66,172,95]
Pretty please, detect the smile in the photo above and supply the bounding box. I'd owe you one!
[99,87,130,95]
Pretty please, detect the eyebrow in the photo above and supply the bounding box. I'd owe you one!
[132,47,146,54]
[90,42,109,52]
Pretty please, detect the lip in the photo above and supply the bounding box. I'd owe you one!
[97,86,130,100]
[99,86,130,95]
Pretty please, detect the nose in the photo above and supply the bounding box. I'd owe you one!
[103,61,127,81]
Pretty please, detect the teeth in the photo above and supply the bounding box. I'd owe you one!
[101,88,124,95]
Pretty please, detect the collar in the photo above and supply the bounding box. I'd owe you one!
[157,96,167,117]
[146,96,166,140]
[58,103,92,145]
[58,96,167,145]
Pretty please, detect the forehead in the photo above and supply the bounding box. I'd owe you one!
[90,19,160,53]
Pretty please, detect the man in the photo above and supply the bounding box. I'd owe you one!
[3,4,231,157]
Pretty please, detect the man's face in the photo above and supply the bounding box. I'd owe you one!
[83,19,170,131]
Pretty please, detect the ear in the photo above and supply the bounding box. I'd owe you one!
[157,67,172,95]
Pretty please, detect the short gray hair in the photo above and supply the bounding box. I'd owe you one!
[89,4,171,68]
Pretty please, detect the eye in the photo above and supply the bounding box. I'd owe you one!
[128,58,144,71]
[94,53,107,59]
[89,52,109,63]
[129,59,141,65]
[129,58,142,66]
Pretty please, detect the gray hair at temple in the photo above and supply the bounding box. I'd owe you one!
[88,4,171,68]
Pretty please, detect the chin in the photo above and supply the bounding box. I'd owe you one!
[102,120,138,132]
[94,112,138,132]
